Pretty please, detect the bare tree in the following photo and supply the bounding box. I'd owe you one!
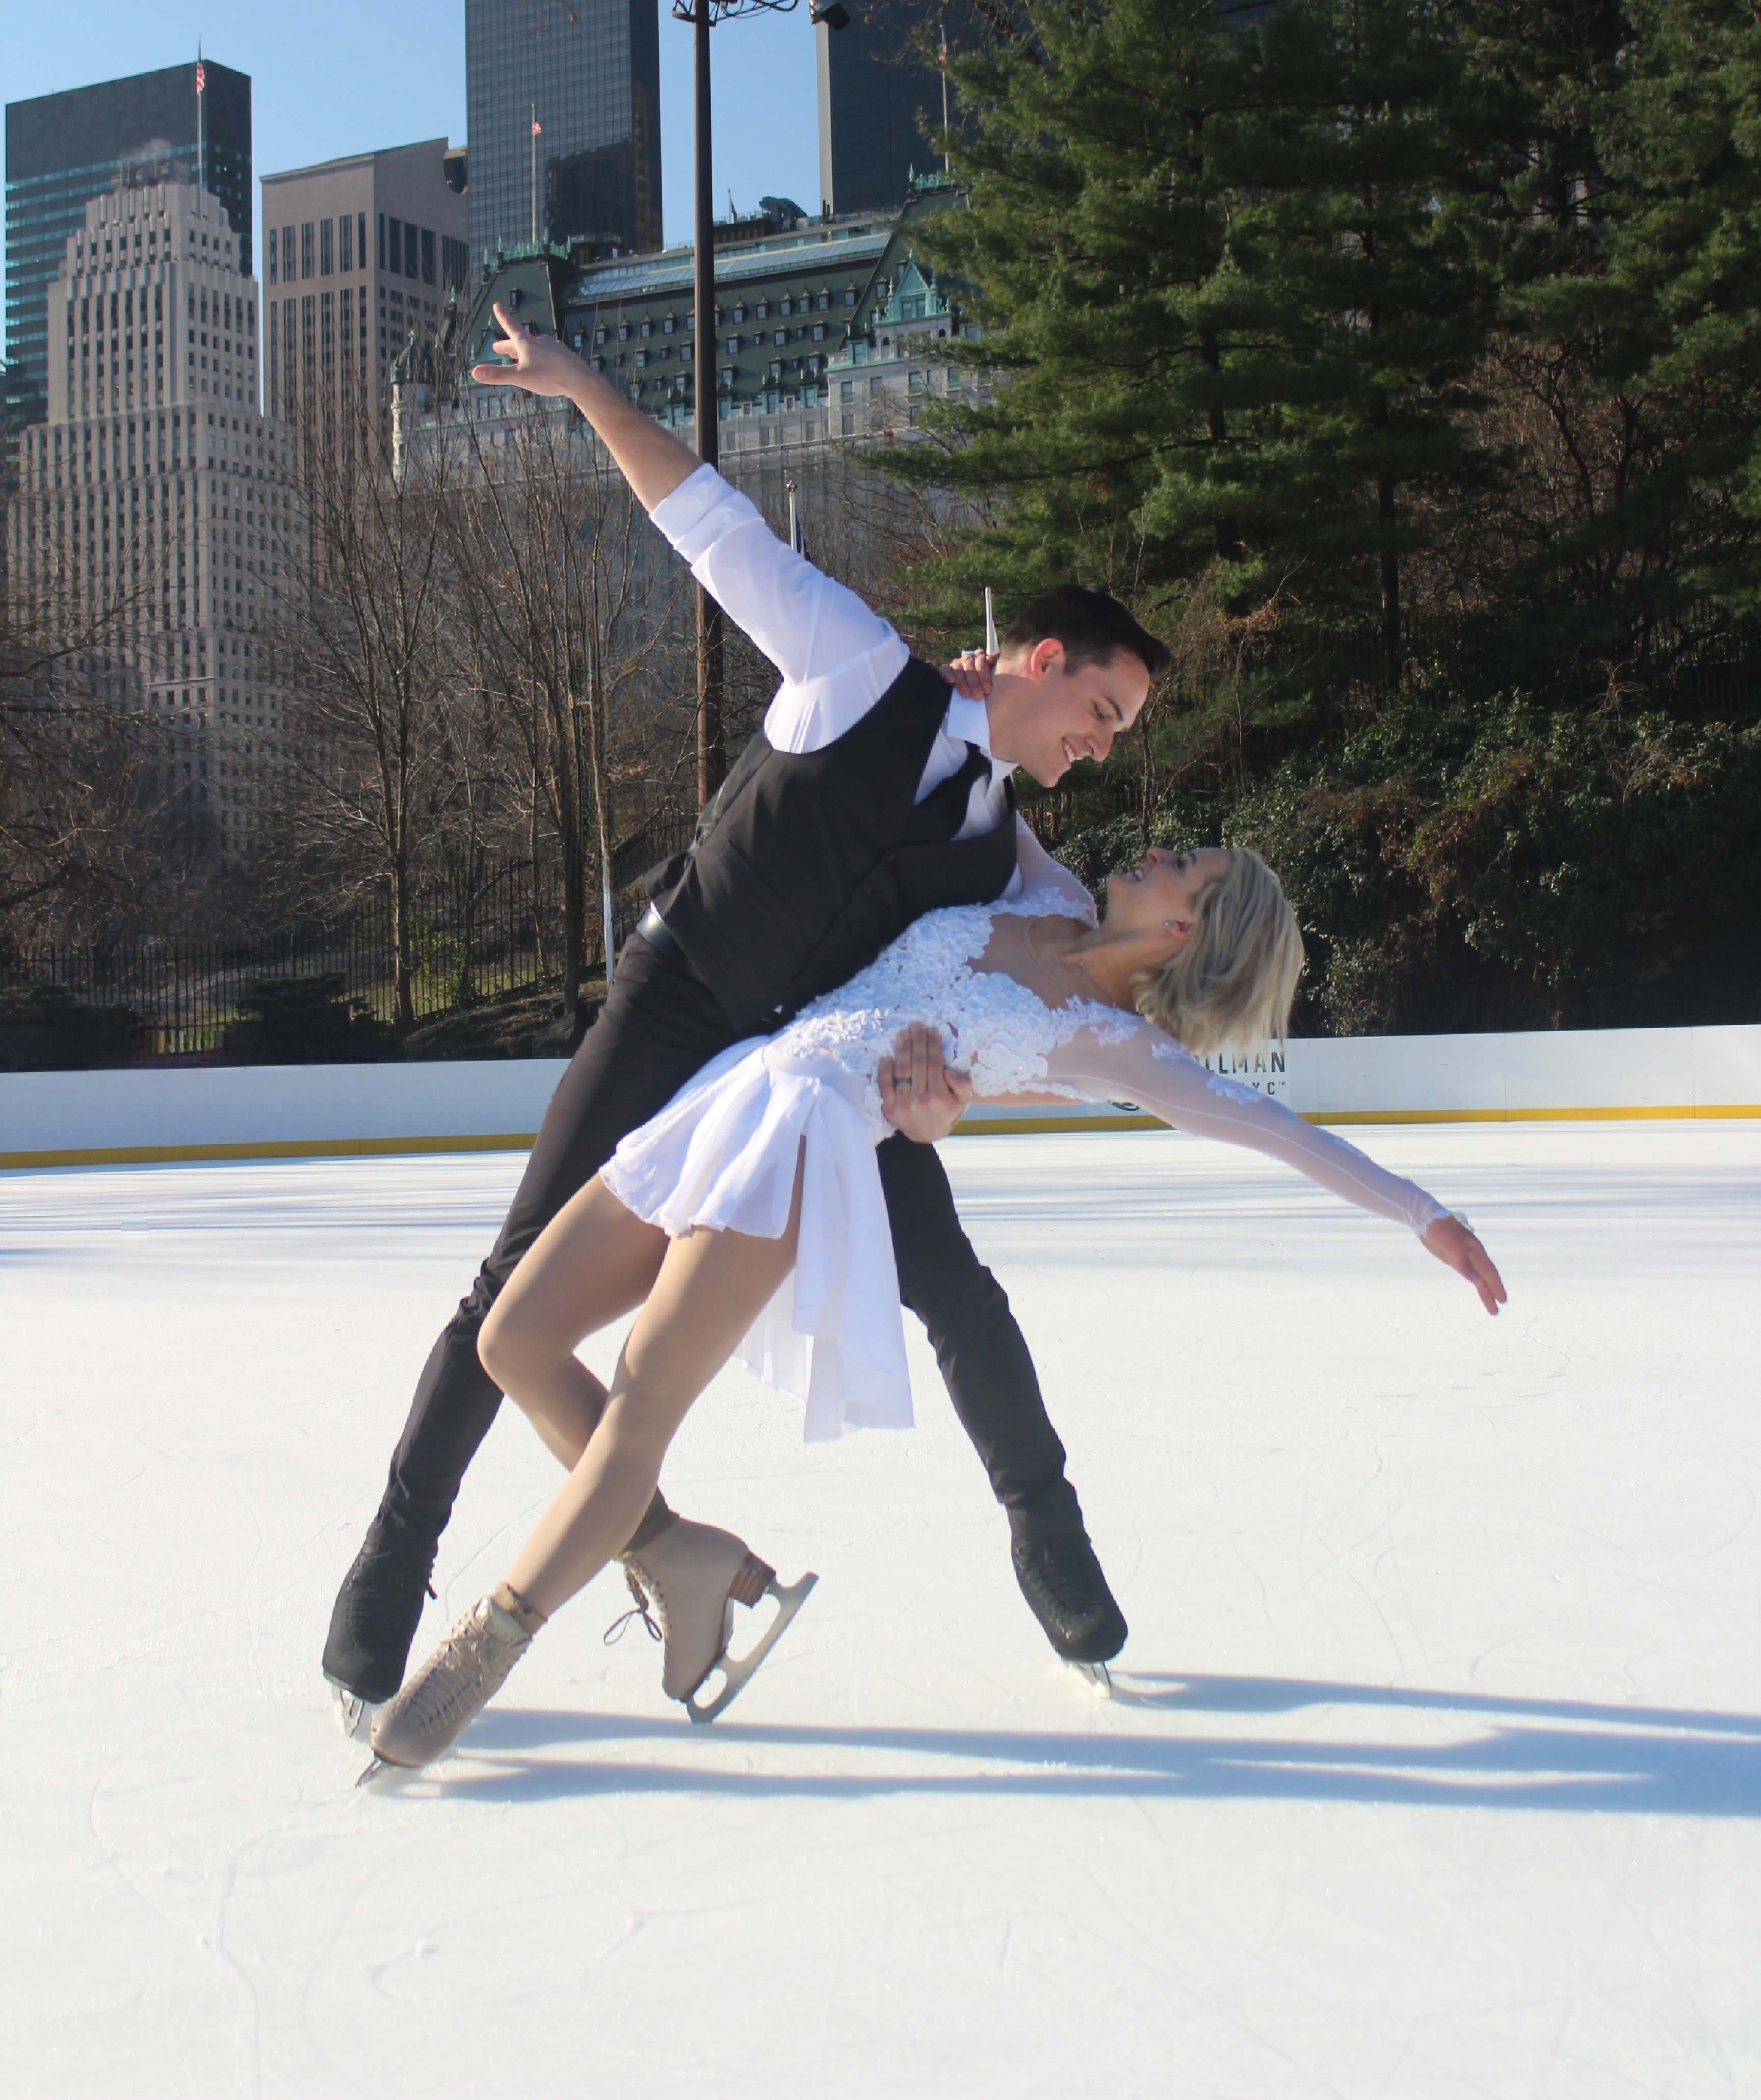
[438,392,693,1005]
[1,488,198,943]
[261,384,465,1028]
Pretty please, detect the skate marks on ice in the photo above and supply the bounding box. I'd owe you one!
[5,1132,1759,2096]
[365,1672,1761,1817]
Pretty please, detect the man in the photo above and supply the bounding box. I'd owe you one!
[323,302,1170,1729]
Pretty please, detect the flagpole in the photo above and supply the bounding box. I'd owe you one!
[531,104,538,244]
[196,45,204,219]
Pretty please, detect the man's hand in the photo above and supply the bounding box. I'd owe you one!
[470,300,593,401]
[877,1023,973,1142]
[939,648,999,700]
[1421,1213,1508,1316]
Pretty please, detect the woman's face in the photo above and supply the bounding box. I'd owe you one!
[1103,846,1232,947]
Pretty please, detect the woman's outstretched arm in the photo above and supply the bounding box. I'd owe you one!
[1039,1020,1508,1314]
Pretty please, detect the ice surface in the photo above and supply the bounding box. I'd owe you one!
[3,1123,1757,2097]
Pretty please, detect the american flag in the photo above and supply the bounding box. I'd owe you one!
[196,59,206,94]
[532,116,542,136]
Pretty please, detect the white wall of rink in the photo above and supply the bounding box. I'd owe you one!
[1,1023,1757,1167]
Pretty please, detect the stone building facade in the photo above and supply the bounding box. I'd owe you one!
[261,140,469,435]
[7,179,286,858]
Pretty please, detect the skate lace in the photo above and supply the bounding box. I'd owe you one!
[408,1607,521,1725]
[1019,1538,1101,1616]
[603,1567,664,1650]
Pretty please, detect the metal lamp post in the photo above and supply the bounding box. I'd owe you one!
[674,0,848,807]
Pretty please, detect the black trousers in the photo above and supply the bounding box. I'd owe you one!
[381,932,1082,1544]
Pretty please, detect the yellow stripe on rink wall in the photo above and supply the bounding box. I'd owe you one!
[950,1101,1761,1138]
[2,1026,1758,1169]
[5,1101,1760,1171]
[0,1133,543,1170]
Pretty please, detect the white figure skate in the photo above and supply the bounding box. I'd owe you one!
[613,1516,816,1723]
[358,1594,536,1784]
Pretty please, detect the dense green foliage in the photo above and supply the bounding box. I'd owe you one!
[895,0,1761,1030]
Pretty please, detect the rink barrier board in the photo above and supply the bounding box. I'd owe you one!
[2,1022,1757,1168]
[6,1101,1761,1171]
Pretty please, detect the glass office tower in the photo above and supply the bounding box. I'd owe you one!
[5,60,251,443]
[816,2,957,219]
[466,0,662,263]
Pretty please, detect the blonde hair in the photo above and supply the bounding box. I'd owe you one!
[1132,846,1305,1060]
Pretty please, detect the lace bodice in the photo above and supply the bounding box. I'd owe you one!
[765,886,1126,1103]
[765,884,1447,1237]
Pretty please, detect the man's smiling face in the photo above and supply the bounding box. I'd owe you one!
[999,637,1151,787]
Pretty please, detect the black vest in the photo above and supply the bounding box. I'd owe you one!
[643,654,1017,1034]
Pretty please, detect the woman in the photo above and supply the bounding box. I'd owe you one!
[364,845,1504,1775]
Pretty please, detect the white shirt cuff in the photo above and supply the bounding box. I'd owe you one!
[649,461,744,557]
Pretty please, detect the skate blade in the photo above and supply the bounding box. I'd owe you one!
[685,1572,818,1725]
[1069,1660,1113,1699]
[355,1748,426,1788]
[327,1677,378,1743]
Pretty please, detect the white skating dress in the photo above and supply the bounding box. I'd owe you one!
[602,885,1449,1442]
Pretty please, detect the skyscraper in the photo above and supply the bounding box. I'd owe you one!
[261,141,468,433]
[5,60,251,445]
[465,0,662,264]
[817,4,953,219]
[7,178,282,857]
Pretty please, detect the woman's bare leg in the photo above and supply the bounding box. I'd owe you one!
[501,1172,803,1622]
[479,1174,668,1468]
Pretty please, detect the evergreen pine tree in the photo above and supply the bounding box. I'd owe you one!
[903,0,1507,677]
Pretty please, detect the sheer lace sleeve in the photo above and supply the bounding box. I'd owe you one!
[1012,819,1097,922]
[1042,1019,1449,1235]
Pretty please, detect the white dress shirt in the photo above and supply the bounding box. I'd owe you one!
[650,464,1090,912]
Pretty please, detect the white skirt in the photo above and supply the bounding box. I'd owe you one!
[600,1038,913,1443]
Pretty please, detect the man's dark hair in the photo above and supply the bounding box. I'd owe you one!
[1002,586,1171,682]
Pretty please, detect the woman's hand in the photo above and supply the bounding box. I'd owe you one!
[470,300,592,400]
[939,648,999,700]
[1422,1213,1507,1316]
[877,1023,973,1143]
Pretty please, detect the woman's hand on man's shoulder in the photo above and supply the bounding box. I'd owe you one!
[939,649,999,700]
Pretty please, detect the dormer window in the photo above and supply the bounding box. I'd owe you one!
[812,322,826,341]
[755,299,770,320]
[732,303,745,324]
[618,321,631,340]
[640,318,652,337]
[844,286,856,305]
[817,291,830,310]
[594,326,607,345]
[663,314,675,334]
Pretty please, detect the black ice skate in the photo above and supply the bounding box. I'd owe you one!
[1011,1527,1126,1695]
[321,1519,438,1739]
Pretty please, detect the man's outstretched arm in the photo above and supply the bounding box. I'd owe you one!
[472,300,699,514]
[470,300,994,723]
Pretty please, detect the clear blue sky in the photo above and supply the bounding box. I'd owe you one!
[3,1,821,344]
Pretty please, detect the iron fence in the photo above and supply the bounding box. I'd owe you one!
[1,823,696,1061]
